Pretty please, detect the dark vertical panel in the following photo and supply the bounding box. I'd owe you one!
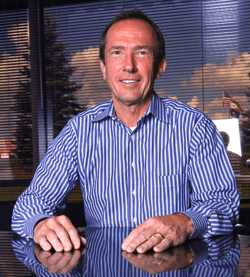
[29,0,47,170]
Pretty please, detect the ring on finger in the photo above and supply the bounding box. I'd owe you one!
[153,258,164,265]
[156,233,164,239]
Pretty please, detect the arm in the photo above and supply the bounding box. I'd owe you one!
[11,122,85,250]
[122,116,240,253]
[183,116,240,238]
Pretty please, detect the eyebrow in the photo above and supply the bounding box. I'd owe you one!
[108,45,154,53]
[108,46,125,52]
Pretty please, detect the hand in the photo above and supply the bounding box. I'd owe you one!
[34,215,87,252]
[122,244,194,274]
[34,244,87,274]
[121,214,194,253]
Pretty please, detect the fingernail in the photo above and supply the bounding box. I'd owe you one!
[56,246,63,252]
[137,246,144,253]
[74,244,80,249]
[121,243,128,249]
[127,246,134,252]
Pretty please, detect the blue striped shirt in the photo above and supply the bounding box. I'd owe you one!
[11,92,240,239]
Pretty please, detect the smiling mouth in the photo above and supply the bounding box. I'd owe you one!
[121,80,139,83]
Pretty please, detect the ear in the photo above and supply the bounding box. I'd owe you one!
[100,59,106,80]
[155,59,166,79]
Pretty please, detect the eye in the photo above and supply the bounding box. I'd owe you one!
[136,50,150,57]
[111,50,121,56]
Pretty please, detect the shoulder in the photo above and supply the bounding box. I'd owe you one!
[66,100,112,127]
[54,100,111,139]
[73,100,111,121]
[161,96,204,115]
[159,96,210,124]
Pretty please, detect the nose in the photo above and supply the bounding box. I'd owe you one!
[123,53,137,73]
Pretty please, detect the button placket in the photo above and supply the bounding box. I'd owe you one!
[129,133,138,225]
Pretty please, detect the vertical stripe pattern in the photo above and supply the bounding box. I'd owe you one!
[12,92,240,239]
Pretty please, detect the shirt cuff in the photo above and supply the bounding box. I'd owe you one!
[24,214,51,238]
[179,211,208,239]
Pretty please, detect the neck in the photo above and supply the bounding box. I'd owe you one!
[113,94,153,127]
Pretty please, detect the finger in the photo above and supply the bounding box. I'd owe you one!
[80,236,87,246]
[46,252,64,266]
[122,222,151,249]
[122,219,161,252]
[58,216,81,250]
[59,250,82,275]
[55,227,74,251]
[35,235,53,251]
[122,252,146,267]
[122,251,165,275]
[153,250,172,260]
[136,233,164,253]
[122,228,152,252]
[133,253,165,265]
[34,245,52,265]
[39,249,53,260]
[153,237,173,252]
[35,219,66,252]
[46,229,65,252]
[49,252,73,274]
[81,246,87,255]
[41,231,65,252]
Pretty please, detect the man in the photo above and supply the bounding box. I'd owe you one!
[12,10,240,254]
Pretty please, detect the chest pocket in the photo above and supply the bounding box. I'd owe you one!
[156,173,187,188]
[143,173,189,217]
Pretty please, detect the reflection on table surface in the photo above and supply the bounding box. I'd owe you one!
[1,227,249,276]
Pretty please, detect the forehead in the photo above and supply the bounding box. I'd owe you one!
[105,18,157,49]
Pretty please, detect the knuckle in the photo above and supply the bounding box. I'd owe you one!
[165,224,176,235]
[67,227,77,235]
[35,234,45,244]
[39,235,48,243]
[59,215,71,225]
[153,234,163,244]
[45,217,57,228]
[49,217,57,224]
[47,231,57,240]
[161,238,171,249]
[59,214,68,221]
[140,231,150,241]
[57,227,67,236]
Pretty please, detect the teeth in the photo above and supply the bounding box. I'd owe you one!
[121,80,137,83]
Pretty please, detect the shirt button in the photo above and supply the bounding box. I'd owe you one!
[131,161,135,168]
[132,190,136,195]
[133,217,137,222]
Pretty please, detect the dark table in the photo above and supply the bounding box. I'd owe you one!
[1,227,250,276]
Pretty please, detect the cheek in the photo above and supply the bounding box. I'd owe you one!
[140,62,154,76]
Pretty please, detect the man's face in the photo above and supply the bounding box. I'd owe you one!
[100,19,166,107]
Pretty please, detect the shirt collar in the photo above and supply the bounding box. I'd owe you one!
[91,91,172,124]
[145,91,172,124]
[91,100,115,122]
